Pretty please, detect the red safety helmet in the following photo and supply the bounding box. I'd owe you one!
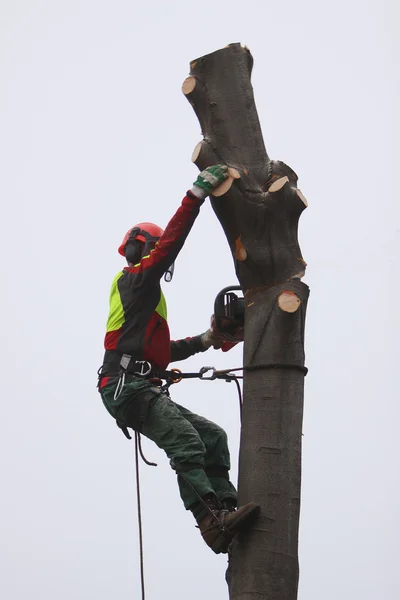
[118,222,164,256]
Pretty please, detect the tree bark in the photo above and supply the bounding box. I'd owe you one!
[183,43,309,600]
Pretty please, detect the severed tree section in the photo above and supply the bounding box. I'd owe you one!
[183,43,309,600]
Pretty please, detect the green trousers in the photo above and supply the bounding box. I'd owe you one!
[100,376,237,521]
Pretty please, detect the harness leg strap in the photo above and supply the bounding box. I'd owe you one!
[117,420,132,440]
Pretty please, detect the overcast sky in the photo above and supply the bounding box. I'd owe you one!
[1,1,399,599]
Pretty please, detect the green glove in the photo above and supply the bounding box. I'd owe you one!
[191,164,229,199]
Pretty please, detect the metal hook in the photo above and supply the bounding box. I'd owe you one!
[199,366,217,380]
[134,361,152,377]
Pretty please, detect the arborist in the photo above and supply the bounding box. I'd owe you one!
[98,165,260,554]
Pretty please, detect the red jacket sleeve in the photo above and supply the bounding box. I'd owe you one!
[126,190,203,280]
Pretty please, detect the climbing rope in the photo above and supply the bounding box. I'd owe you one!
[160,366,244,420]
[134,432,146,600]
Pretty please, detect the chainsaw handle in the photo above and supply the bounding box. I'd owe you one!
[213,285,243,333]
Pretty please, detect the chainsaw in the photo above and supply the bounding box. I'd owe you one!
[213,286,245,342]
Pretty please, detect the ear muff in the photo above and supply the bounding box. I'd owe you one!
[124,228,159,265]
[125,240,144,265]
[124,230,174,282]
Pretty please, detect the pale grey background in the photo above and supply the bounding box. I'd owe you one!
[1,1,399,598]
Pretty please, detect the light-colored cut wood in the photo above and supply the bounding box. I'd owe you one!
[278,291,301,313]
[182,76,196,95]
[213,167,240,197]
[191,142,203,163]
[235,235,247,261]
[268,176,289,192]
[296,189,308,206]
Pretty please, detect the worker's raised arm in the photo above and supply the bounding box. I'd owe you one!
[127,165,228,280]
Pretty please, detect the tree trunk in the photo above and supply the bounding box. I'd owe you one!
[183,44,309,600]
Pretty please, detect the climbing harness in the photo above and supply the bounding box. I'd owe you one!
[113,357,152,401]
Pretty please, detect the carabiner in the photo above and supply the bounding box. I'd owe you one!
[199,366,217,380]
[168,368,183,384]
[134,361,152,377]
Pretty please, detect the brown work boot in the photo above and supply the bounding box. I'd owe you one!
[199,502,260,554]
